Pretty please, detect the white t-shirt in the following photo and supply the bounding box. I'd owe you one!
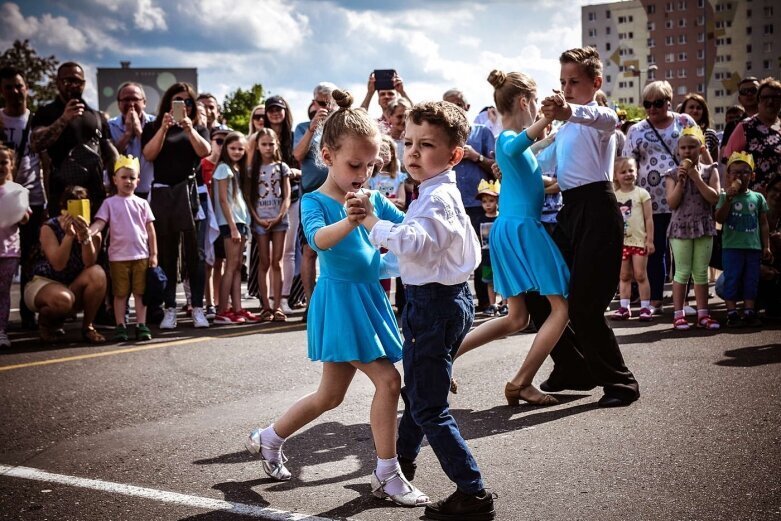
[1,109,44,206]
[255,162,291,220]
[369,172,403,200]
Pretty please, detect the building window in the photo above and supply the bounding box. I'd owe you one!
[697,49,705,59]
[697,15,705,25]
[747,61,752,71]
[677,86,687,95]
[665,52,675,62]
[588,28,597,37]
[715,106,725,114]
[716,37,732,45]
[698,32,705,42]
[746,27,752,35]
[648,4,656,14]
[606,75,612,83]
[679,34,687,44]
[619,16,626,23]
[666,20,674,29]
[678,68,687,78]
[606,26,611,35]
[678,0,686,10]
[764,42,773,53]
[764,6,773,16]
[666,35,674,45]
[666,69,675,79]
[648,22,656,31]
[747,44,752,53]
[764,60,771,69]
[747,8,751,17]
[697,67,705,77]
[606,42,612,51]
[666,2,673,12]
[679,52,688,61]
[649,69,657,80]
[606,9,611,18]
[588,11,596,21]
[648,38,655,48]
[679,18,686,27]
[697,0,704,7]
[715,89,724,97]
[764,24,774,35]
[648,54,656,64]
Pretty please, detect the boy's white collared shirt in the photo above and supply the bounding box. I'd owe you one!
[369,169,481,286]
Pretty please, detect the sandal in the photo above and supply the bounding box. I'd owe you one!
[272,308,287,322]
[673,317,690,331]
[697,315,720,330]
[259,309,274,322]
[82,326,106,344]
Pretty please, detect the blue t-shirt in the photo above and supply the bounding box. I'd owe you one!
[293,121,328,194]
[455,124,496,208]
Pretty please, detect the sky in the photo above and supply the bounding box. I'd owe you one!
[2,0,593,124]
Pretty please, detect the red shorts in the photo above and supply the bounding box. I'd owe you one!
[622,246,647,261]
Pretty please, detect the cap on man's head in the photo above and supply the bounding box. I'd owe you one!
[265,96,286,110]
[210,127,232,140]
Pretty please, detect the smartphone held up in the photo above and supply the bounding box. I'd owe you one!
[172,99,186,123]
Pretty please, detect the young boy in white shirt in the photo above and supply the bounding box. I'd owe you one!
[352,101,494,521]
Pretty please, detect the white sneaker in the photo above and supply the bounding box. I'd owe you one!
[159,307,177,329]
[279,298,294,315]
[192,307,210,328]
[0,331,10,348]
[683,305,697,316]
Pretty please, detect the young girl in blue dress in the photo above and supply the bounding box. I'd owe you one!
[452,70,570,406]
[244,90,429,507]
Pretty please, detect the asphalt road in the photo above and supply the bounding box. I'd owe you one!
[1,286,780,521]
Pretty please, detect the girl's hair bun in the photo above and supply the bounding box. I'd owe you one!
[487,70,507,89]
[332,89,353,109]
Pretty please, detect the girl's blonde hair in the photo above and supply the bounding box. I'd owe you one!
[487,69,537,116]
[613,156,637,190]
[320,89,379,154]
[0,144,15,181]
[380,134,399,178]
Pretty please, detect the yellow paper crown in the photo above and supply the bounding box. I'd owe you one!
[476,179,500,198]
[114,154,140,173]
[727,151,755,171]
[680,126,705,145]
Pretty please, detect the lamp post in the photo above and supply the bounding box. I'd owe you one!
[629,64,658,105]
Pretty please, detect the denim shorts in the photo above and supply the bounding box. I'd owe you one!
[253,216,289,236]
[219,223,249,239]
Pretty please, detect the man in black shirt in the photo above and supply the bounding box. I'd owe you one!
[30,61,116,216]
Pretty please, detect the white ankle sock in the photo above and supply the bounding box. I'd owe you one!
[641,300,650,310]
[620,299,630,309]
[260,425,285,463]
[375,456,408,496]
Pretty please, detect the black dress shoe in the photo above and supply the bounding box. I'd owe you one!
[597,393,638,408]
[424,488,496,520]
[398,455,416,481]
[540,378,596,393]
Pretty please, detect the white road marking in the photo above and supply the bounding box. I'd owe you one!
[0,464,348,520]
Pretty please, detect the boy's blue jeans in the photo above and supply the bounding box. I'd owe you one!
[397,282,484,495]
[722,248,761,302]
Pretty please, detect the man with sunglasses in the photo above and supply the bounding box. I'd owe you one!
[31,61,117,217]
[108,82,156,200]
[293,82,337,321]
[720,77,760,153]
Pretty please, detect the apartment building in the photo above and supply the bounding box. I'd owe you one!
[582,0,781,129]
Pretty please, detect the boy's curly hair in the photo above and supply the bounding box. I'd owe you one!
[560,46,603,80]
[409,101,470,147]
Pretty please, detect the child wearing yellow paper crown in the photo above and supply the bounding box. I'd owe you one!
[715,152,772,328]
[475,179,502,316]
[89,155,158,341]
[663,126,722,330]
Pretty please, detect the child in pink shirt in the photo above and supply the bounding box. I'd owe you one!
[90,156,158,341]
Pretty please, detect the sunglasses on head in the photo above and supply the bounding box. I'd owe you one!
[252,113,264,120]
[314,99,329,108]
[739,87,758,96]
[643,99,668,109]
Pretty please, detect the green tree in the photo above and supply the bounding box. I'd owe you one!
[616,102,646,122]
[222,83,264,133]
[0,39,59,112]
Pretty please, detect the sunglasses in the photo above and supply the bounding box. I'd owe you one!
[759,94,781,103]
[213,138,225,146]
[120,97,144,103]
[59,77,85,86]
[252,113,264,120]
[313,99,330,108]
[739,88,758,96]
[173,97,194,107]
[643,99,668,109]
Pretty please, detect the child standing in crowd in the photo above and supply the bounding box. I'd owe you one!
[369,135,406,208]
[612,156,655,321]
[89,155,158,341]
[212,131,259,325]
[248,128,291,322]
[201,128,229,320]
[475,179,502,316]
[664,127,721,331]
[715,152,772,327]
[244,90,428,508]
[0,146,29,348]
[452,70,570,409]
[357,100,495,520]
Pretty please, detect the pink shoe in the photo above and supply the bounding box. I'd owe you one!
[235,308,261,323]
[638,308,654,321]
[214,311,245,325]
[673,316,690,331]
[611,307,631,320]
[697,315,720,330]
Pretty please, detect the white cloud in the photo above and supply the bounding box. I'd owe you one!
[0,2,88,52]
[135,0,167,31]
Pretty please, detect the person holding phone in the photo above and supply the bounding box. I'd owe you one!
[360,70,412,130]
[24,185,107,344]
[142,82,211,330]
[30,61,118,218]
